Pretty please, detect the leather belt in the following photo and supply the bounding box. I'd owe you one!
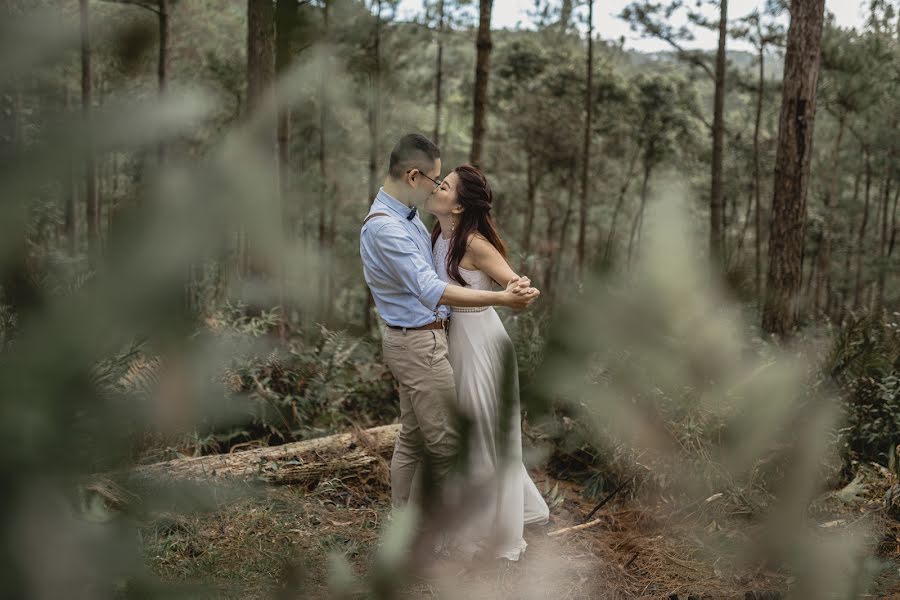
[386,318,449,331]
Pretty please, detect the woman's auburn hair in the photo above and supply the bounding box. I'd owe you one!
[431,164,507,287]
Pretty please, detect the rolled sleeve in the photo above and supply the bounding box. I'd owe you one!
[370,224,448,310]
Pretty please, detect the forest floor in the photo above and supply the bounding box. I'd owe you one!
[140,465,900,599]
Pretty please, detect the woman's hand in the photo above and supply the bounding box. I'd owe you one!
[501,276,540,309]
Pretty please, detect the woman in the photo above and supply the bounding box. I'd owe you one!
[426,164,549,561]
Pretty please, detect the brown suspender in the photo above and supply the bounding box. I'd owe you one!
[363,212,390,225]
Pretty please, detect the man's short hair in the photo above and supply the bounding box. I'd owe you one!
[388,134,440,179]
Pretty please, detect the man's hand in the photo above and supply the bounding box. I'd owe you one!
[502,276,540,309]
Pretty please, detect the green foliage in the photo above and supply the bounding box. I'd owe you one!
[195,304,396,452]
[828,312,900,466]
[0,299,16,350]
[1,0,897,597]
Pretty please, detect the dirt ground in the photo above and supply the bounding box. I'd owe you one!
[138,467,900,599]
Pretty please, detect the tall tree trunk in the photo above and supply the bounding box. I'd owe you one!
[522,151,537,254]
[709,0,728,268]
[469,0,493,166]
[627,159,652,270]
[876,110,897,311]
[321,1,339,316]
[760,0,826,337]
[840,165,862,317]
[317,0,328,249]
[875,173,892,311]
[542,207,559,299]
[888,185,899,259]
[364,0,382,331]
[98,76,107,248]
[815,112,845,317]
[247,0,276,116]
[245,0,277,277]
[735,183,754,261]
[754,40,764,308]
[80,0,99,265]
[275,0,296,334]
[366,0,381,204]
[603,147,640,265]
[157,0,169,166]
[805,235,818,315]
[853,151,871,310]
[64,86,77,255]
[276,0,295,227]
[546,176,576,306]
[557,173,576,279]
[433,0,444,145]
[577,0,594,277]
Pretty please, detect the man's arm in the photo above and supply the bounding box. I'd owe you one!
[367,223,448,310]
[440,277,539,310]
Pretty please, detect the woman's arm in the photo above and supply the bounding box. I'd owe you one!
[466,235,521,289]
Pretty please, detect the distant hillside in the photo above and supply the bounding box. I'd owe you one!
[627,49,785,78]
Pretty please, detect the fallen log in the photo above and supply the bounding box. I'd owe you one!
[132,424,400,486]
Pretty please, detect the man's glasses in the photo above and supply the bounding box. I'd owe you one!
[407,169,442,190]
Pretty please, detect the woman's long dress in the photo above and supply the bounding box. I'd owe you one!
[433,234,549,561]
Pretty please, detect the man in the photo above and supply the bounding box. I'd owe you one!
[360,133,539,509]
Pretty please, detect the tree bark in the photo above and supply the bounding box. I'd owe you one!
[469,0,493,166]
[244,0,277,277]
[276,0,295,220]
[709,0,728,268]
[247,0,276,116]
[815,112,845,316]
[548,170,577,304]
[888,186,898,259]
[275,0,297,335]
[64,86,77,255]
[80,0,99,264]
[853,151,871,310]
[522,151,537,254]
[840,164,862,318]
[317,0,328,248]
[433,0,445,145]
[366,0,381,205]
[603,146,640,265]
[754,40,765,308]
[627,160,652,270]
[132,424,400,485]
[364,0,383,332]
[875,172,892,311]
[542,206,559,299]
[157,0,169,166]
[760,0,826,337]
[577,0,594,276]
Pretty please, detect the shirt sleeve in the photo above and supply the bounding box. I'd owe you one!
[368,223,448,310]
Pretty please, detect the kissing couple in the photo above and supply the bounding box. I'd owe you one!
[360,133,549,563]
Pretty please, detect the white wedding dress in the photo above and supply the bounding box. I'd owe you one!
[433,234,549,561]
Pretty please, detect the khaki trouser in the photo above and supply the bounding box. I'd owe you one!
[381,326,459,508]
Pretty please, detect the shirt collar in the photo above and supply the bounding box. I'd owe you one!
[375,188,414,219]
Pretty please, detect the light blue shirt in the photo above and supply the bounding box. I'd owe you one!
[360,189,450,328]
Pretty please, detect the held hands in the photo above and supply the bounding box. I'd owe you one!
[503,276,540,309]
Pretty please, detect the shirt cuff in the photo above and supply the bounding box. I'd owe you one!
[419,279,449,311]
